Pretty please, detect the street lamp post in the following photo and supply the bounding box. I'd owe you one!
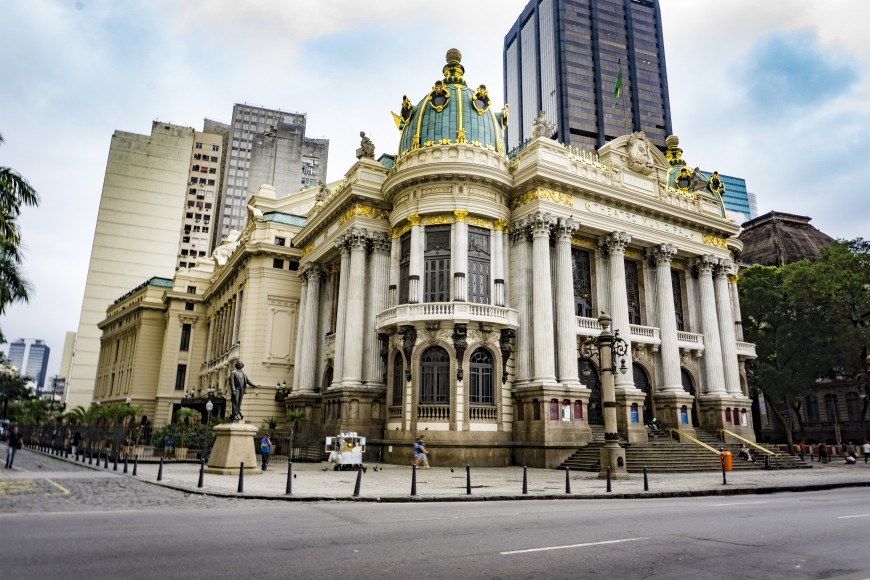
[204,399,214,461]
[579,313,630,479]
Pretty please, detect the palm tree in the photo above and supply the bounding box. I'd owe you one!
[287,410,307,461]
[0,132,40,343]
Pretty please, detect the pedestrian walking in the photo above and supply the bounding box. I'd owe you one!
[71,431,82,457]
[5,425,24,468]
[260,434,272,471]
[413,435,430,469]
[845,441,856,460]
[862,441,870,463]
[818,442,828,464]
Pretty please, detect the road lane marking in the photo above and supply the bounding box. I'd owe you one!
[44,479,71,495]
[836,514,870,519]
[501,537,647,555]
[708,501,767,507]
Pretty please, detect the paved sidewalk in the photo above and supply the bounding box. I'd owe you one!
[14,445,870,502]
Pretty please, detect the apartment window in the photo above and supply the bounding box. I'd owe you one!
[209,168,216,174]
[424,225,450,302]
[207,179,215,186]
[192,165,200,171]
[186,285,196,294]
[212,144,220,151]
[190,177,197,184]
[210,156,218,163]
[275,237,286,246]
[273,258,284,269]
[175,364,187,390]
[195,142,203,149]
[185,302,194,311]
[189,188,196,195]
[193,153,201,160]
[180,323,191,351]
[186,212,193,219]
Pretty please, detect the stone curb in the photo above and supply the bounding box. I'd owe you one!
[21,447,870,503]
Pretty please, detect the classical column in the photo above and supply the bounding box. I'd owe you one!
[729,274,744,341]
[715,260,741,394]
[407,214,422,304]
[363,233,391,387]
[531,212,557,384]
[331,240,351,388]
[389,235,400,307]
[694,255,726,394]
[554,217,580,387]
[510,219,531,384]
[493,219,507,307]
[298,264,322,393]
[453,210,468,301]
[292,276,309,391]
[599,231,634,389]
[648,244,682,392]
[342,228,370,386]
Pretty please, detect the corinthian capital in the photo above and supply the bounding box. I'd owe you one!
[529,212,555,237]
[692,254,718,274]
[554,217,579,241]
[370,231,391,254]
[509,218,529,245]
[714,259,736,277]
[346,227,370,250]
[301,263,323,281]
[646,243,677,265]
[598,231,631,255]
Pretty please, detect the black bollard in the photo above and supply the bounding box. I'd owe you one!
[764,454,771,470]
[353,467,362,497]
[123,455,128,474]
[522,466,528,495]
[466,464,471,495]
[132,456,138,477]
[606,466,612,492]
[721,454,727,485]
[643,466,649,492]
[104,454,109,469]
[565,466,572,494]
[65,449,70,459]
[197,459,204,489]
[157,457,164,481]
[285,462,293,496]
[88,451,93,466]
[411,465,417,496]
[113,453,118,471]
[237,463,244,493]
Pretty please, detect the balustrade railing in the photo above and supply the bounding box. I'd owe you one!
[388,406,403,419]
[468,406,498,422]
[376,303,518,329]
[629,324,660,344]
[417,405,450,421]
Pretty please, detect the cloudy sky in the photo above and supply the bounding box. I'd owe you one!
[2,0,868,379]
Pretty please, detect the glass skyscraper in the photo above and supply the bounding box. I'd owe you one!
[7,338,50,391]
[700,171,757,222]
[504,0,672,151]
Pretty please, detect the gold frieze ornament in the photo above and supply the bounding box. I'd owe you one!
[407,214,422,226]
[494,218,509,233]
[339,204,390,226]
[454,209,469,222]
[300,242,314,257]
[702,234,728,249]
[466,216,494,230]
[427,80,451,112]
[422,214,454,226]
[512,186,574,210]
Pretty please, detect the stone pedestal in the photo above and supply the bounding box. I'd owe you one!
[599,443,629,479]
[204,423,262,475]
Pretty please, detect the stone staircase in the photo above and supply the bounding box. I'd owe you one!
[559,428,812,473]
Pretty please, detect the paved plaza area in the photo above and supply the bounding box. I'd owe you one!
[3,443,869,508]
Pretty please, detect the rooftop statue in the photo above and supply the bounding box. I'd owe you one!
[356,131,375,159]
[532,110,555,139]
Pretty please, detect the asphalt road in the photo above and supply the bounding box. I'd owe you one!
[3,449,869,579]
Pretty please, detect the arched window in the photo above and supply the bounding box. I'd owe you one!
[549,399,559,420]
[846,392,861,422]
[420,347,450,404]
[399,233,411,304]
[468,227,490,304]
[680,369,695,395]
[805,395,820,425]
[725,408,733,424]
[824,394,840,423]
[469,348,494,405]
[571,248,592,317]
[392,353,404,406]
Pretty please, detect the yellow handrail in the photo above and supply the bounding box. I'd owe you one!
[719,429,781,457]
[667,428,722,455]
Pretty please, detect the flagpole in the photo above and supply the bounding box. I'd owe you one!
[620,59,627,136]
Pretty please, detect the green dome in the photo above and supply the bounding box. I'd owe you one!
[396,49,507,158]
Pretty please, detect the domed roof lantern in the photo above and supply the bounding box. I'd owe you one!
[443,48,466,85]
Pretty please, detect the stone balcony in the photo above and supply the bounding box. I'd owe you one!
[575,316,661,346]
[736,341,757,359]
[376,302,519,331]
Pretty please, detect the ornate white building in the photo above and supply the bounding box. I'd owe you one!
[96,49,756,468]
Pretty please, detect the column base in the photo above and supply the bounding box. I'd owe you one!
[599,443,629,479]
[205,423,263,475]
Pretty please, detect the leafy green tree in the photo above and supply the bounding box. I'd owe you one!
[0,132,40,343]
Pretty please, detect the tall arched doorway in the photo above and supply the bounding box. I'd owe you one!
[579,361,602,425]
[681,368,698,427]
[633,363,654,426]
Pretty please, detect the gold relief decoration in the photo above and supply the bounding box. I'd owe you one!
[466,216,494,230]
[702,234,728,249]
[511,187,574,210]
[391,223,412,238]
[663,186,698,201]
[394,193,410,207]
[625,249,644,260]
[300,242,314,257]
[456,128,467,144]
[493,218,509,232]
[472,85,491,115]
[439,138,451,145]
[338,204,390,226]
[728,274,739,284]
[454,209,469,222]
[571,237,596,249]
[423,140,436,148]
[407,214,421,226]
[422,214,454,226]
[427,80,450,112]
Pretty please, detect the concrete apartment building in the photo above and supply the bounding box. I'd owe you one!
[177,131,225,270]
[67,122,201,409]
[212,104,328,249]
[7,338,51,391]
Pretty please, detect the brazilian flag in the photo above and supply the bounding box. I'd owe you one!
[614,61,622,105]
